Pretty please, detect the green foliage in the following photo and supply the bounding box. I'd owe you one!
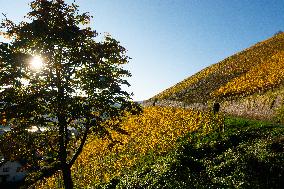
[98,117,284,189]
[274,104,284,123]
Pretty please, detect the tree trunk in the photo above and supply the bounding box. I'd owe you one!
[62,165,73,189]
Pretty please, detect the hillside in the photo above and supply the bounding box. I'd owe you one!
[100,117,284,189]
[147,32,284,120]
[34,107,222,188]
[33,107,284,189]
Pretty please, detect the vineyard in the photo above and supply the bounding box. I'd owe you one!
[18,33,284,188]
[151,32,284,103]
[35,106,223,188]
[33,107,284,188]
[213,51,284,97]
[1,1,284,188]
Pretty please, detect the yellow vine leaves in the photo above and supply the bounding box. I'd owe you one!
[35,106,223,188]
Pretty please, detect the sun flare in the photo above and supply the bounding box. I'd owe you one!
[30,56,44,70]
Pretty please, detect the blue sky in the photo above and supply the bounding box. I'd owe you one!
[0,0,284,101]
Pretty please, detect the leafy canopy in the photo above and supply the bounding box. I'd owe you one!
[0,0,138,187]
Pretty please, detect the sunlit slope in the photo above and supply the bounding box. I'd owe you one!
[152,33,284,103]
[36,107,223,188]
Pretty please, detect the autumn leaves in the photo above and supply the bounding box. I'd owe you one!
[36,106,224,188]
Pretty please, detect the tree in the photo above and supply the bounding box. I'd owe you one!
[0,0,139,188]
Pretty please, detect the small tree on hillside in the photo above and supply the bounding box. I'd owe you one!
[0,0,139,188]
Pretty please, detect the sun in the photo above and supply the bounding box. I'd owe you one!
[30,56,44,70]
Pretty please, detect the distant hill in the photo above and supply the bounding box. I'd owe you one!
[146,32,284,120]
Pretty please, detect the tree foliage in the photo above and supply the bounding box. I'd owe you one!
[0,0,138,188]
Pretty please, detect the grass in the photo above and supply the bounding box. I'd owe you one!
[97,116,284,189]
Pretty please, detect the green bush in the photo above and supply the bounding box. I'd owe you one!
[96,117,284,189]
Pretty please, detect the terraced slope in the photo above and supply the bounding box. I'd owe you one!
[151,33,284,104]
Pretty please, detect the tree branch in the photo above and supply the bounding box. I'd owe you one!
[68,124,90,167]
[47,138,59,154]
